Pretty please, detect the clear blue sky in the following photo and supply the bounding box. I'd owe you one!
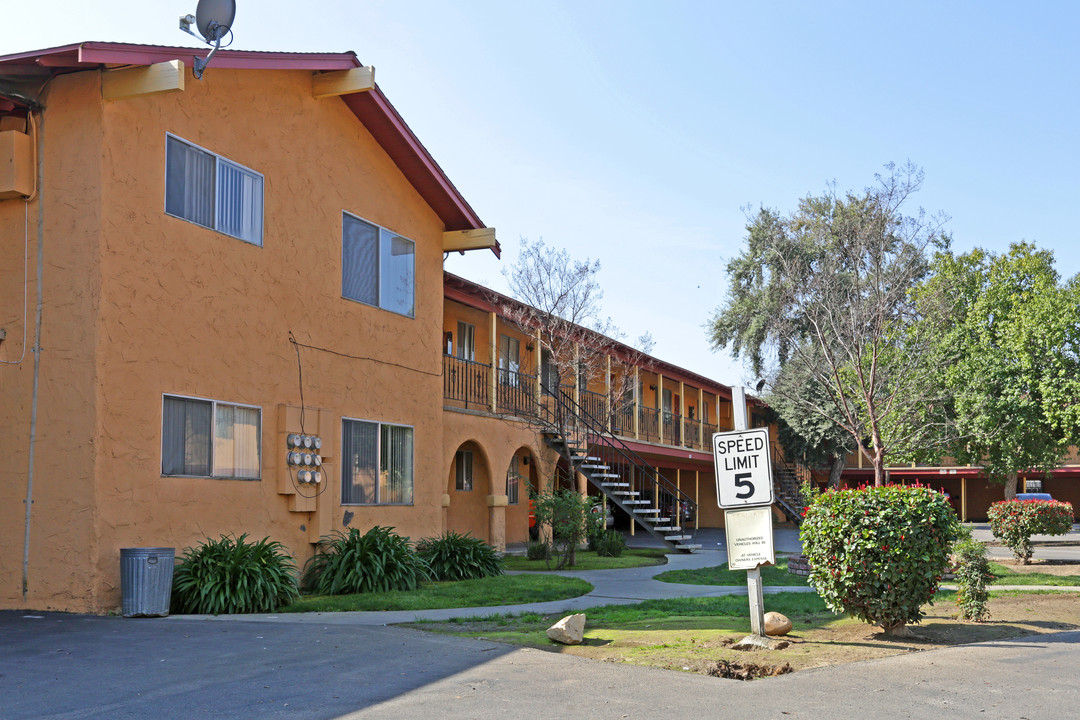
[5,1,1078,385]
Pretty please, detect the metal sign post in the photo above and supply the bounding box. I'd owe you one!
[713,385,774,639]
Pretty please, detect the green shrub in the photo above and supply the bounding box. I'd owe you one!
[171,534,298,614]
[526,541,551,561]
[416,531,504,581]
[987,499,1074,564]
[800,484,959,634]
[952,526,991,622]
[530,489,602,569]
[302,526,429,595]
[594,529,626,558]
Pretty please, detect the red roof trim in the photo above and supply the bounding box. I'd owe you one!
[343,88,484,233]
[0,42,490,238]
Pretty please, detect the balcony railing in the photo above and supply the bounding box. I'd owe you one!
[444,356,489,410]
[444,356,731,454]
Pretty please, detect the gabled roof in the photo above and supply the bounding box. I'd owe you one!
[0,42,497,250]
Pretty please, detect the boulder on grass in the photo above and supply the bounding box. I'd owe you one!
[764,612,793,637]
[547,614,586,645]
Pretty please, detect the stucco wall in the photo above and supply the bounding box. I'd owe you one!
[0,72,105,610]
[2,65,469,612]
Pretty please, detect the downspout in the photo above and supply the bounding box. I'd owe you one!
[22,108,43,601]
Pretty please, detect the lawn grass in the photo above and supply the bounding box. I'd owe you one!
[431,592,829,628]
[988,563,1080,586]
[280,574,592,613]
[503,548,669,572]
[654,558,809,587]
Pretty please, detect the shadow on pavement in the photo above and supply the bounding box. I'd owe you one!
[0,610,515,720]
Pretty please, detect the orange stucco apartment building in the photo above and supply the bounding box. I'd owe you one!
[0,42,771,613]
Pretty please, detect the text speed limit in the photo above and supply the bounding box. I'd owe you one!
[712,427,774,509]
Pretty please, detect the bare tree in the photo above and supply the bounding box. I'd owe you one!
[497,239,652,489]
[709,163,954,486]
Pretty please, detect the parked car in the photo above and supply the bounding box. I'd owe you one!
[1016,493,1054,501]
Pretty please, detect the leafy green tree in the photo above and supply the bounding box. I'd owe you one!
[912,243,1080,497]
[529,488,603,569]
[708,163,950,485]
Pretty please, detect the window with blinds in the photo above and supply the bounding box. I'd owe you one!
[165,134,264,246]
[341,418,414,505]
[342,212,415,317]
[161,395,261,479]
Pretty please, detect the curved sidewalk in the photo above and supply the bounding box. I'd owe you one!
[170,547,815,626]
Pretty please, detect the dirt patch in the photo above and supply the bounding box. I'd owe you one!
[707,660,793,680]
[412,592,1080,679]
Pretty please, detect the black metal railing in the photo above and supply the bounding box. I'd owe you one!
[496,367,539,417]
[638,406,659,443]
[544,384,698,542]
[444,356,489,409]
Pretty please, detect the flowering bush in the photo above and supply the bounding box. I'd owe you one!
[952,526,991,621]
[987,499,1074,564]
[800,484,959,634]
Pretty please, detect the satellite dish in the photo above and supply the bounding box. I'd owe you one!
[178,0,237,79]
[195,0,235,42]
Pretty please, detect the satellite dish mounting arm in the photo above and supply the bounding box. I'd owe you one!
[193,21,228,80]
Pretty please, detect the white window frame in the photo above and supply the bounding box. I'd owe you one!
[161,393,262,480]
[457,322,476,362]
[455,449,474,491]
[340,417,415,506]
[164,134,264,246]
[498,334,521,386]
[506,464,521,505]
[341,211,416,317]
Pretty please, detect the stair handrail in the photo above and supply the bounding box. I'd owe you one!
[542,382,698,524]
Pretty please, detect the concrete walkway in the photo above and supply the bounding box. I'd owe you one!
[169,524,1080,626]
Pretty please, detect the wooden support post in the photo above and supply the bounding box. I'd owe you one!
[657,373,665,445]
[961,477,968,522]
[679,380,685,446]
[633,367,640,440]
[489,312,497,413]
[534,328,543,406]
[698,387,704,448]
[605,355,612,431]
[695,470,700,531]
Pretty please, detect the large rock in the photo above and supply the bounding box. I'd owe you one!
[764,611,793,636]
[547,614,586,645]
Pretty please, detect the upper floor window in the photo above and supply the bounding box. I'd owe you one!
[498,335,521,386]
[165,135,264,246]
[342,212,415,317]
[162,394,261,479]
[457,322,476,361]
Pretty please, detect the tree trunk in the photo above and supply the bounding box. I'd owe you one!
[828,454,846,488]
[1003,472,1019,500]
[872,449,887,487]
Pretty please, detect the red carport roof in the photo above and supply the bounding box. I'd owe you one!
[0,42,496,247]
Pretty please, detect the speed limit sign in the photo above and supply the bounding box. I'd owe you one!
[712,427,774,509]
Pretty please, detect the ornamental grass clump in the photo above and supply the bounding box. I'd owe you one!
[302,526,430,595]
[800,484,959,635]
[416,531,504,581]
[987,499,1074,564]
[171,534,299,615]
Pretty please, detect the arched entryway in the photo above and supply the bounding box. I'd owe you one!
[445,440,492,543]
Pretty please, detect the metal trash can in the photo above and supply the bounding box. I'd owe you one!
[120,547,175,617]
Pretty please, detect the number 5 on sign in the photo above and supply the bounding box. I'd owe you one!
[712,427,774,509]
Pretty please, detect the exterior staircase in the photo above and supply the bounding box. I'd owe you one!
[771,446,810,524]
[542,389,700,553]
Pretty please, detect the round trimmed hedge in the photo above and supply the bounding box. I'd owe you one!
[987,499,1074,563]
[800,484,959,634]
